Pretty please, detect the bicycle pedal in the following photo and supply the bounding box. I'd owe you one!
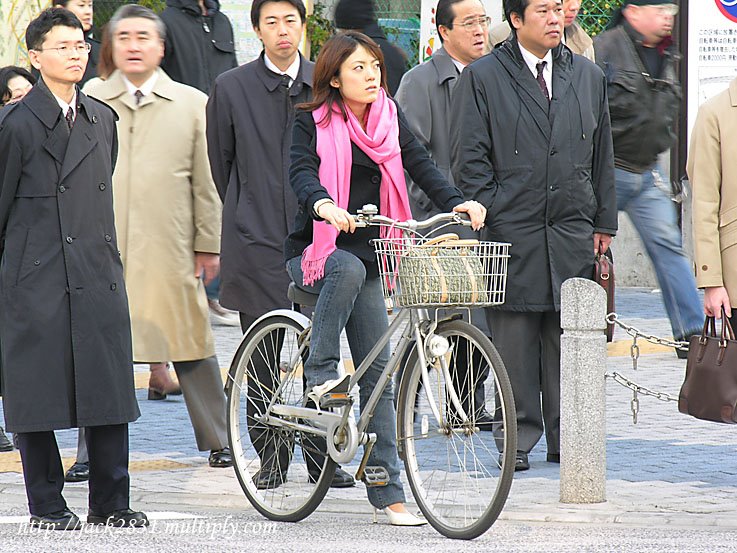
[362,466,390,487]
[319,392,352,409]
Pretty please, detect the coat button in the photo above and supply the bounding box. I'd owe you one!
[33,260,40,266]
[66,236,73,244]
[550,149,557,156]
[99,183,106,191]
[92,115,98,123]
[550,185,557,191]
[105,234,112,242]
[702,265,708,271]
[371,175,380,184]
[548,220,554,227]
[110,283,117,291]
[59,185,66,193]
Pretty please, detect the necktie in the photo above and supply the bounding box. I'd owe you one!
[134,89,144,105]
[536,61,550,104]
[65,107,74,130]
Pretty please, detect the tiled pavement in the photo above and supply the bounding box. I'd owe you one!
[4,287,737,529]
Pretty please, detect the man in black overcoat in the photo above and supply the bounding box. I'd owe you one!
[0,9,145,529]
[451,0,617,471]
[206,0,354,490]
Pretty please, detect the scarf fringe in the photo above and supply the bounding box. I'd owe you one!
[301,246,334,286]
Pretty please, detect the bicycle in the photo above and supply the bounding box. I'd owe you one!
[225,205,517,540]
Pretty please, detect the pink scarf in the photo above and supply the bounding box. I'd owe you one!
[301,88,412,285]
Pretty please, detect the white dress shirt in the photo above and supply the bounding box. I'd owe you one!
[264,54,301,87]
[122,72,159,105]
[52,91,77,122]
[518,42,553,100]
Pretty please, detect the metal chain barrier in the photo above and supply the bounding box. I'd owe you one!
[603,313,685,424]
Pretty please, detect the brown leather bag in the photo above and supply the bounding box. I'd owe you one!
[594,251,615,342]
[678,310,737,423]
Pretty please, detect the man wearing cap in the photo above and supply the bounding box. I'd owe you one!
[595,1,704,356]
[333,0,407,95]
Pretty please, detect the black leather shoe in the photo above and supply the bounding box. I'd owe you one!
[499,451,529,472]
[64,462,89,482]
[546,453,560,463]
[0,427,12,452]
[208,447,233,468]
[30,509,81,530]
[309,466,356,488]
[255,467,287,490]
[87,508,148,527]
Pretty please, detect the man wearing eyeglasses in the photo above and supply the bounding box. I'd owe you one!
[595,1,704,356]
[0,8,146,530]
[396,0,493,429]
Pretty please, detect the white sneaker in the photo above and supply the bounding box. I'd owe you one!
[306,375,352,408]
[208,299,240,326]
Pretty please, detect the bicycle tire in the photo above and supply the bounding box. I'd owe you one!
[227,314,336,522]
[396,319,517,540]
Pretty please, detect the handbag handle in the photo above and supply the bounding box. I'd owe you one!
[721,307,735,343]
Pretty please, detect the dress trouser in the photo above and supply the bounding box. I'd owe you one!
[172,356,228,451]
[485,309,561,455]
[17,424,130,516]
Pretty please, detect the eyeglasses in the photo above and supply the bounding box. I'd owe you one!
[454,16,491,31]
[640,4,679,17]
[34,43,91,58]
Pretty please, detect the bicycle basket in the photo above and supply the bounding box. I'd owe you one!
[373,236,510,308]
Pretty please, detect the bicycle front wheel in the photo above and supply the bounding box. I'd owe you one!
[226,314,336,522]
[397,319,517,540]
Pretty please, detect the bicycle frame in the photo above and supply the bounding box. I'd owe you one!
[262,306,472,465]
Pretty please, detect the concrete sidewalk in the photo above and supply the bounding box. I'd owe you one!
[2,287,733,531]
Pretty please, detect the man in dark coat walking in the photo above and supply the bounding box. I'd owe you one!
[333,0,407,95]
[594,0,704,354]
[451,0,617,471]
[206,0,354,489]
[160,0,238,95]
[0,9,145,529]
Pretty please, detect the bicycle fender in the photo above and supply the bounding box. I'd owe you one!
[223,309,311,393]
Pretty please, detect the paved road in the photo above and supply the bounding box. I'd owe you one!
[4,286,736,552]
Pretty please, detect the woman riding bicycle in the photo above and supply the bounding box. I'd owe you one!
[284,31,486,526]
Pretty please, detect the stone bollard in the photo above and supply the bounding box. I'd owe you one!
[559,277,608,504]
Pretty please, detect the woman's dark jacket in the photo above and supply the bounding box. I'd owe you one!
[286,105,464,269]
[160,0,238,95]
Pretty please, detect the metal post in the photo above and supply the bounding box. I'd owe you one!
[559,277,608,503]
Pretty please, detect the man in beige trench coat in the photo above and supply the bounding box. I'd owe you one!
[85,4,231,467]
[688,77,737,320]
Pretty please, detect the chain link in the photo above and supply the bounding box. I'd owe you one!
[603,313,683,424]
[606,313,690,351]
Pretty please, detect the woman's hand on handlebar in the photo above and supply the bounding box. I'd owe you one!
[453,201,487,231]
[317,202,357,233]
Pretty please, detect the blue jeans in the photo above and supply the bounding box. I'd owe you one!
[615,167,703,338]
[286,250,405,509]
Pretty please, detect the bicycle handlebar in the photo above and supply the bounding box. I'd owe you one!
[352,204,472,231]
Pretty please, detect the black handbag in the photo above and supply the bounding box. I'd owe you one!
[678,310,737,423]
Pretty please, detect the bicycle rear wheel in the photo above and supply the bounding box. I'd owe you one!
[226,314,336,522]
[397,319,517,540]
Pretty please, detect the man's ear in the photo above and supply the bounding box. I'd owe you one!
[29,50,42,71]
[438,25,451,43]
[510,12,523,31]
